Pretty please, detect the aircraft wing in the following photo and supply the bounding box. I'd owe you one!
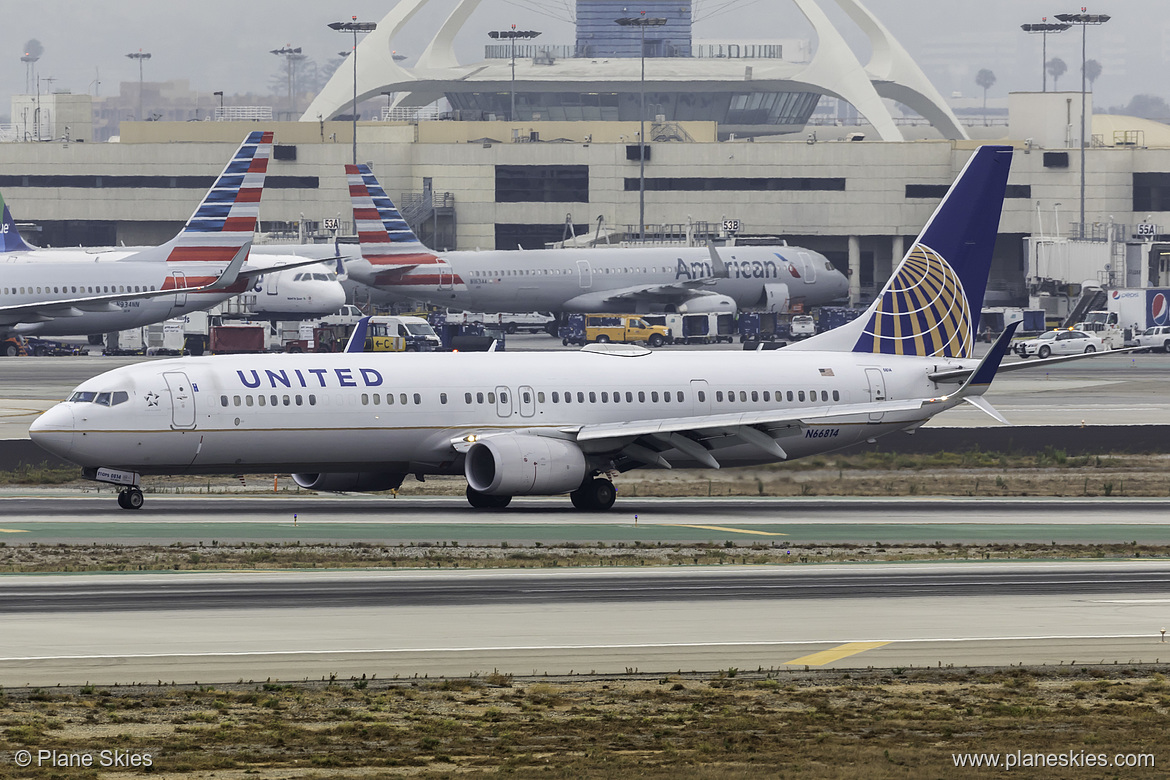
[929,345,1142,383]
[0,242,249,327]
[237,254,346,281]
[448,395,940,470]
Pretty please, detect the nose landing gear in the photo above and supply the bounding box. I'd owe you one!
[117,487,145,510]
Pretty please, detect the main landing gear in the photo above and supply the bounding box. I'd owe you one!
[117,486,145,510]
[570,477,616,512]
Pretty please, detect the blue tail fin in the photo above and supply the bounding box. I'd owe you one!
[0,193,34,252]
[790,145,1013,358]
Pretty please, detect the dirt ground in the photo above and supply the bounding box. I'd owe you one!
[0,667,1166,779]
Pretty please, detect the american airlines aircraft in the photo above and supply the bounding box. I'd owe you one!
[34,146,1063,512]
[340,163,848,315]
[0,132,342,345]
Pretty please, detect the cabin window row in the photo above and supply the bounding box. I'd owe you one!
[709,389,839,403]
[220,392,427,408]
[4,284,159,295]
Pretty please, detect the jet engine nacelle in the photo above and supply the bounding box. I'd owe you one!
[762,283,791,313]
[465,434,587,496]
[291,472,406,493]
[675,295,737,314]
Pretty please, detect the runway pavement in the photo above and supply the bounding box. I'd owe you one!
[4,494,1170,544]
[2,562,1169,686]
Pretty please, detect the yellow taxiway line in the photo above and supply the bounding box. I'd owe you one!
[663,524,788,537]
[784,641,890,666]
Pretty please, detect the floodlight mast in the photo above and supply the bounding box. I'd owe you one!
[1020,20,1071,92]
[125,50,151,121]
[615,13,667,242]
[488,26,542,121]
[1054,10,1110,238]
[328,17,378,165]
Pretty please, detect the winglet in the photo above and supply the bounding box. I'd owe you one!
[956,320,1021,396]
[707,242,730,279]
[345,316,371,353]
[200,241,251,291]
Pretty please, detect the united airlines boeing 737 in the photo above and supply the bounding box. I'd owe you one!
[34,146,1069,512]
[0,132,341,344]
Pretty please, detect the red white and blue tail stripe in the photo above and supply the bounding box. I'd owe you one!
[134,131,272,264]
[347,163,446,286]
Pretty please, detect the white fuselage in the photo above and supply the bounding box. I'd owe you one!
[291,243,848,313]
[31,348,969,476]
[0,250,344,336]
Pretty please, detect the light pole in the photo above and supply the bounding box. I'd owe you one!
[616,13,666,242]
[1055,10,1110,239]
[125,50,151,121]
[328,17,377,165]
[488,26,542,121]
[213,90,224,119]
[270,45,306,120]
[1020,20,1070,92]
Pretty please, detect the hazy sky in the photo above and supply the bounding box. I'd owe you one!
[0,0,1160,119]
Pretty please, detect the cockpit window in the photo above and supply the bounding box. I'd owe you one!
[313,273,331,281]
[69,390,129,405]
[294,273,305,281]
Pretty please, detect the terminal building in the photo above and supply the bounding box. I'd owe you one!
[1,0,1169,312]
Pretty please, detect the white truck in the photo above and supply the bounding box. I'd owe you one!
[1074,310,1123,349]
[789,314,816,340]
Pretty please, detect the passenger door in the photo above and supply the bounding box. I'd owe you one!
[576,259,592,289]
[865,368,886,422]
[163,371,197,429]
[170,271,188,307]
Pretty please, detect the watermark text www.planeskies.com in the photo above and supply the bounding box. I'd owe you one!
[953,750,1153,770]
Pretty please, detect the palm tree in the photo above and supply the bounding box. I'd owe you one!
[1047,58,1068,91]
[975,69,997,126]
[1083,59,1102,90]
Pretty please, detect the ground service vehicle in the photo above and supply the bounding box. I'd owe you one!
[680,313,736,344]
[361,315,441,352]
[1014,329,1105,358]
[789,315,816,339]
[570,315,669,347]
[1130,325,1170,352]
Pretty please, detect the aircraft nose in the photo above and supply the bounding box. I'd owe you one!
[29,403,75,460]
[322,283,347,310]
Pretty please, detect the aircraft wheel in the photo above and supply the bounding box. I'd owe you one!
[1038,345,1051,359]
[571,478,616,512]
[1084,345,1096,354]
[648,333,665,348]
[125,487,144,510]
[466,485,511,509]
[117,491,130,509]
[3,343,17,357]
